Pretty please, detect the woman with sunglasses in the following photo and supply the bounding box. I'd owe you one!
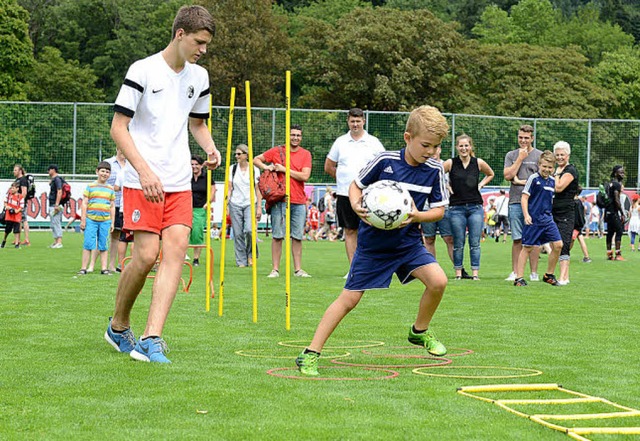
[228,144,262,267]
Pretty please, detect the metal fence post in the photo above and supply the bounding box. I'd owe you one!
[271,108,276,148]
[637,122,640,189]
[72,102,77,176]
[450,114,456,158]
[586,119,592,187]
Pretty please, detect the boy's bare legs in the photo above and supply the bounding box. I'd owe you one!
[513,240,540,276]
[87,249,99,272]
[142,224,190,338]
[81,249,91,270]
[529,246,540,274]
[516,246,533,279]
[111,231,160,331]
[100,250,109,272]
[411,264,447,331]
[546,240,562,275]
[117,241,128,269]
[307,289,364,353]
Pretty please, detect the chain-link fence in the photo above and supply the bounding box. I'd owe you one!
[1,101,639,189]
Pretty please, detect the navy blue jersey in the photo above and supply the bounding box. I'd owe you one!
[523,173,555,223]
[354,149,448,253]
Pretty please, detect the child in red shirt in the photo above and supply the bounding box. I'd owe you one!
[307,202,319,241]
[3,182,24,248]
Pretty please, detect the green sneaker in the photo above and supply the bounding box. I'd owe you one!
[295,350,320,376]
[408,327,447,356]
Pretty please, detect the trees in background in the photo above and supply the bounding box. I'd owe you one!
[0,0,33,100]
[2,0,639,119]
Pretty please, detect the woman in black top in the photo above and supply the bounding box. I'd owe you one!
[552,141,579,285]
[444,134,495,280]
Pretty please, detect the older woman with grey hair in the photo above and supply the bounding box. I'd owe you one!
[552,141,579,285]
[228,144,262,267]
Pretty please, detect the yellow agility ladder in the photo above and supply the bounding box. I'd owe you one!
[458,383,640,440]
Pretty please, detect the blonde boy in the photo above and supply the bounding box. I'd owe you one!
[296,106,450,376]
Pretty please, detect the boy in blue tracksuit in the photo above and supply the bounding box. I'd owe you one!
[296,105,450,376]
[514,150,563,287]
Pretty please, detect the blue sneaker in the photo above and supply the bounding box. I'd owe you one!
[104,317,136,353]
[130,337,171,363]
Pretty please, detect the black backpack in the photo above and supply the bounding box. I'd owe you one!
[25,174,36,200]
[595,183,610,209]
[317,195,326,212]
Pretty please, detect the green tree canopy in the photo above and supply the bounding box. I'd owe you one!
[595,47,640,119]
[0,0,33,100]
[473,0,634,64]
[200,0,291,107]
[468,43,614,118]
[292,7,476,112]
[25,46,105,102]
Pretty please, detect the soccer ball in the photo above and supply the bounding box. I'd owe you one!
[361,180,413,230]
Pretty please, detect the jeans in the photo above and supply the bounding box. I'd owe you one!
[229,202,258,266]
[449,204,484,270]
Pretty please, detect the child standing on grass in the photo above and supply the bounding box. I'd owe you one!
[296,105,450,376]
[514,151,563,287]
[78,161,115,275]
[2,182,23,248]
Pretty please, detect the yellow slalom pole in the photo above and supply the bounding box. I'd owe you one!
[218,87,236,316]
[285,70,291,330]
[246,81,258,323]
[205,95,213,311]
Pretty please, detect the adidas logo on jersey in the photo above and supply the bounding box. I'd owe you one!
[383,166,394,174]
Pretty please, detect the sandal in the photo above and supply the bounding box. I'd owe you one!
[77,269,88,275]
[472,276,480,281]
[101,270,112,276]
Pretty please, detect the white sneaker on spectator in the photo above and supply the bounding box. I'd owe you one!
[557,280,569,286]
[267,269,279,278]
[294,269,311,278]
[505,272,517,281]
[530,272,539,282]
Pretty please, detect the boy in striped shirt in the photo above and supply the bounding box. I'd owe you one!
[79,161,116,275]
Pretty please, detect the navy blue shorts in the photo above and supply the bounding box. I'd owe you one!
[344,244,438,291]
[522,219,561,247]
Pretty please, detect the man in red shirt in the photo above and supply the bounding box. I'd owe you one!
[254,125,313,277]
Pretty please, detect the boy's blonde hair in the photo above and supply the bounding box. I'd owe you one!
[539,150,555,165]
[405,105,449,139]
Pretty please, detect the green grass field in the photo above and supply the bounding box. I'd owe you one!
[2,231,639,440]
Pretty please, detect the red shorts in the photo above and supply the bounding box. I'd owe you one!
[309,221,319,230]
[123,188,192,235]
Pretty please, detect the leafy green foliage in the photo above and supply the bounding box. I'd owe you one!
[595,47,640,120]
[25,46,105,102]
[292,7,476,112]
[0,0,33,100]
[468,43,614,118]
[200,0,291,107]
[473,0,634,65]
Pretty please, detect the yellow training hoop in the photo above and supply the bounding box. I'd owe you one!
[413,365,543,379]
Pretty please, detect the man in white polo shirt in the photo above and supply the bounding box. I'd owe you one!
[104,5,221,363]
[324,108,385,276]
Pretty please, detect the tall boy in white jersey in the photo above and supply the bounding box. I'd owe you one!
[104,5,221,363]
[296,106,450,376]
